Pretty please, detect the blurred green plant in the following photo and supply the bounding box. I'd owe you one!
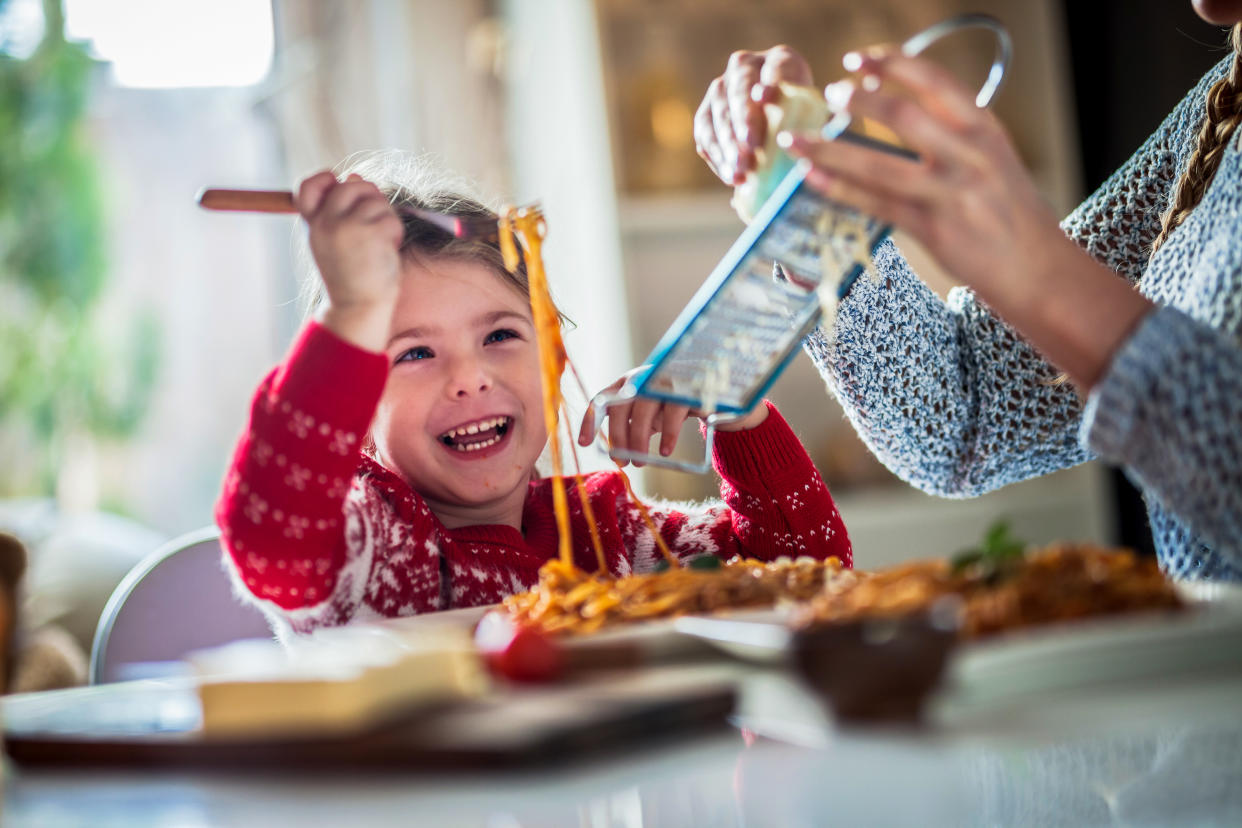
[950,519,1028,582]
[0,0,158,497]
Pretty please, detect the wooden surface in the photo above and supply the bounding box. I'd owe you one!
[2,669,736,772]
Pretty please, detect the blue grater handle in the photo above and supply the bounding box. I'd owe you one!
[589,386,755,474]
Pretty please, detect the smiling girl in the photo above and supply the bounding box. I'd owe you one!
[216,152,851,639]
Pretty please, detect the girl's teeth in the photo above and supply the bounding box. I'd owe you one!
[452,435,500,452]
[447,417,508,439]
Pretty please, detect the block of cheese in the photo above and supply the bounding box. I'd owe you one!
[731,83,904,222]
[189,623,488,740]
[731,83,830,223]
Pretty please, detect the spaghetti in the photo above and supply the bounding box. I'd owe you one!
[504,554,847,636]
[792,543,1183,639]
[498,205,675,571]
[499,206,574,566]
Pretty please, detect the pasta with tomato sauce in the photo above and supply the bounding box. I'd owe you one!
[793,542,1183,639]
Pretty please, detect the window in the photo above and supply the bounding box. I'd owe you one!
[64,0,273,88]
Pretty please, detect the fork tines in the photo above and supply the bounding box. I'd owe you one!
[400,206,500,241]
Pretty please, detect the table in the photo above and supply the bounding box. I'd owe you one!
[4,661,1242,827]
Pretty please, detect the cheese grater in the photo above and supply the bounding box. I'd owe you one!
[595,14,1012,472]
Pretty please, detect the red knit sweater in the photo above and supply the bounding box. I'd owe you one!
[216,322,851,638]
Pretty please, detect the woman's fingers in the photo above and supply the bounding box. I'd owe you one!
[709,78,745,183]
[747,45,815,155]
[696,46,815,185]
[694,80,728,181]
[851,48,982,128]
[773,52,1011,227]
[724,50,768,177]
[779,131,935,207]
[758,44,814,88]
[779,130,932,236]
[833,81,993,180]
[801,165,927,238]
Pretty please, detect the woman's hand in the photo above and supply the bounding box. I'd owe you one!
[778,48,1153,390]
[298,170,405,351]
[577,373,769,465]
[694,45,815,186]
[779,48,1064,308]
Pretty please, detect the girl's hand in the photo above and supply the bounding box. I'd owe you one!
[298,170,405,350]
[779,48,1153,390]
[694,45,815,186]
[577,374,769,465]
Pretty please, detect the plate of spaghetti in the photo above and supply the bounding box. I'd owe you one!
[791,539,1187,639]
[667,537,1242,719]
[672,540,1225,660]
[500,554,849,638]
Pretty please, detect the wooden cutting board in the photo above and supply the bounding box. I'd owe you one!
[2,668,736,771]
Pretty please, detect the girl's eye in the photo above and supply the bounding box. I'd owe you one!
[395,346,434,364]
[485,328,520,345]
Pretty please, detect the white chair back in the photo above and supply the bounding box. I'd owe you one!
[89,527,272,684]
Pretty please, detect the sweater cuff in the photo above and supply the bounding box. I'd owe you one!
[270,321,389,427]
[1079,305,1167,459]
[711,402,811,483]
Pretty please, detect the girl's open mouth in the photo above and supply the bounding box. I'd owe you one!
[438,416,513,454]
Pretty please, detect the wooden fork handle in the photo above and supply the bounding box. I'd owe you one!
[197,188,296,214]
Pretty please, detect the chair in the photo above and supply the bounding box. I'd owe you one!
[89,527,273,684]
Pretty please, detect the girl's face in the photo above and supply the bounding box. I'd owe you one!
[371,255,547,527]
[1193,0,1242,25]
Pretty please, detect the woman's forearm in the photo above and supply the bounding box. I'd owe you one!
[980,233,1156,394]
[810,240,1089,497]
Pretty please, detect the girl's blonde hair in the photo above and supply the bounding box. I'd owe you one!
[299,151,569,459]
[1151,24,1242,254]
[298,150,542,318]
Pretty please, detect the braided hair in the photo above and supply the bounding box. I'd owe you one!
[1151,24,1242,254]
[1047,31,1242,387]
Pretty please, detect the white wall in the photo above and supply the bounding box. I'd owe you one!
[93,83,292,533]
[500,0,636,473]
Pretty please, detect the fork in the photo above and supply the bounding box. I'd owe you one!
[196,188,501,240]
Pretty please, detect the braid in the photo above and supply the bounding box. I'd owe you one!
[1048,33,1242,388]
[1152,24,1242,254]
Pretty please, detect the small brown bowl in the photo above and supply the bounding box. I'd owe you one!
[791,607,959,724]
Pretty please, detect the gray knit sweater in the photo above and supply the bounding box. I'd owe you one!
[805,57,1242,580]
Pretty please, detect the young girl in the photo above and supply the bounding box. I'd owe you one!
[216,152,852,639]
